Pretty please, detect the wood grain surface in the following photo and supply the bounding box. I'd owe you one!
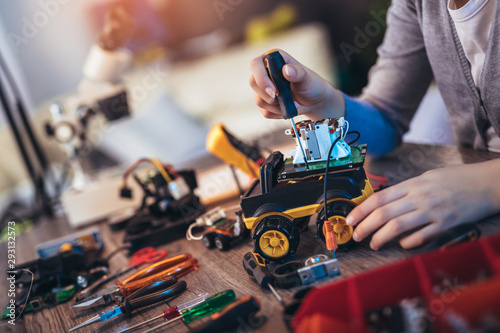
[1,143,500,333]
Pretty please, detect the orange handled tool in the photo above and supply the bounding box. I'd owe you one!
[73,254,197,313]
[118,258,198,297]
[75,247,168,302]
[120,253,192,285]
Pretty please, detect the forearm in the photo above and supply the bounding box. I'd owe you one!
[342,94,400,156]
[474,159,500,213]
[348,157,500,250]
[306,87,400,156]
[304,83,400,156]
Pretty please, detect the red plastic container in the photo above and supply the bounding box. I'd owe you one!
[292,232,500,333]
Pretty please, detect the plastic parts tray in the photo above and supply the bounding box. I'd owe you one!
[292,232,500,333]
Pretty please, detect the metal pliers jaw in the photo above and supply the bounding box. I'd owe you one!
[69,280,187,332]
[72,254,196,313]
[72,285,124,313]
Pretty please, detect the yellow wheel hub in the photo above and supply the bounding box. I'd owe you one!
[323,216,353,245]
[259,230,289,258]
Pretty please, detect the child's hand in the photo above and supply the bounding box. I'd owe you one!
[249,49,344,120]
[346,160,500,250]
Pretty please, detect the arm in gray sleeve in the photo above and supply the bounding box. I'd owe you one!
[346,0,433,151]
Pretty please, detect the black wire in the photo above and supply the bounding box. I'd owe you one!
[105,245,131,262]
[323,130,360,221]
[345,131,360,146]
[323,136,342,221]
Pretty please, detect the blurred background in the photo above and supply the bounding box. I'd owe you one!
[0,0,453,224]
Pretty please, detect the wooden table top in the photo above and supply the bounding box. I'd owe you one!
[2,143,500,333]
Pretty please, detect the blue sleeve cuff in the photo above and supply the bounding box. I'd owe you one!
[342,93,400,156]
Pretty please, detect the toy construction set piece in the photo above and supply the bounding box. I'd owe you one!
[239,50,374,263]
[271,254,341,289]
[117,158,205,251]
[239,123,372,263]
[242,252,284,305]
[285,118,352,166]
[119,158,200,218]
[187,208,250,251]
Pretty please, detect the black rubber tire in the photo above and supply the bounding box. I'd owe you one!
[202,233,216,249]
[294,216,310,232]
[215,235,230,251]
[316,200,357,249]
[253,214,300,262]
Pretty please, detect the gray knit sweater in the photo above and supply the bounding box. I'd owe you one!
[361,0,500,150]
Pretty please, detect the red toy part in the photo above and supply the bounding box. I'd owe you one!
[295,313,351,333]
[433,277,500,329]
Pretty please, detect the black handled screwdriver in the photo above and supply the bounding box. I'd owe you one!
[264,49,309,169]
[242,252,284,305]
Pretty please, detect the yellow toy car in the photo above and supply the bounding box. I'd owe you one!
[240,118,374,262]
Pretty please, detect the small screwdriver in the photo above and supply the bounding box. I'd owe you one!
[140,289,236,333]
[189,296,261,333]
[264,49,309,169]
[242,252,284,305]
[69,281,187,331]
[117,292,209,333]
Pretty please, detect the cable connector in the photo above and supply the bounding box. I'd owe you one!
[120,187,132,199]
[186,207,226,241]
[169,177,190,201]
[195,207,226,227]
[338,117,346,128]
[324,220,338,258]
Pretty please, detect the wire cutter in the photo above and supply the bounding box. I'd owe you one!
[72,253,197,313]
[69,279,187,331]
[75,247,167,302]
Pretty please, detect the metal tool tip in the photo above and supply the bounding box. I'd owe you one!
[268,283,284,305]
[69,324,85,332]
[69,315,100,332]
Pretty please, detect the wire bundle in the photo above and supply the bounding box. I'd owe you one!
[120,157,178,192]
[322,123,361,222]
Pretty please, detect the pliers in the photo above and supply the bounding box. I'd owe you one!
[70,279,187,331]
[72,253,197,313]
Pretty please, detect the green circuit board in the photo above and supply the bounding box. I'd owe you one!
[284,144,367,170]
